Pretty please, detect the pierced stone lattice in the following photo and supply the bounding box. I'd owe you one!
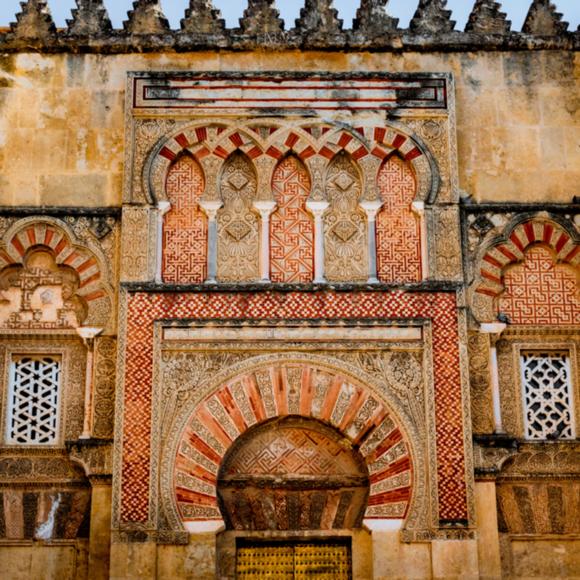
[376,155,421,283]
[270,156,314,283]
[520,351,575,440]
[499,245,580,325]
[163,154,207,283]
[6,356,61,445]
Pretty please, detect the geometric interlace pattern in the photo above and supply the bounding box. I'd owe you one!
[163,155,207,283]
[7,356,60,444]
[270,156,314,283]
[225,427,361,477]
[499,245,580,325]
[520,351,575,440]
[122,291,466,523]
[376,155,421,282]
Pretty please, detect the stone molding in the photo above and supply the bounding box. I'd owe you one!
[1,0,577,53]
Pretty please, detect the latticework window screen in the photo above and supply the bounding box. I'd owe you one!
[520,351,575,440]
[6,356,61,445]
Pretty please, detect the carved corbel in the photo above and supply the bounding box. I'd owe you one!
[473,434,518,479]
[67,439,113,483]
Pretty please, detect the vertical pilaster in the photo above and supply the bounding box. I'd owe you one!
[199,200,223,284]
[306,200,329,284]
[475,481,502,580]
[155,201,171,284]
[481,323,507,434]
[412,201,429,280]
[77,327,103,440]
[253,200,277,282]
[360,199,383,284]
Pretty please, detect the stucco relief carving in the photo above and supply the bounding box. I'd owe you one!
[467,216,580,324]
[468,332,494,434]
[324,152,367,282]
[0,217,117,331]
[92,336,117,439]
[155,347,434,541]
[217,152,260,282]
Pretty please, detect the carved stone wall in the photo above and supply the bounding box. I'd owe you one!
[217,152,260,283]
[323,152,367,282]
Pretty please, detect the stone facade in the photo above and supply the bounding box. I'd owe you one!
[0,1,578,579]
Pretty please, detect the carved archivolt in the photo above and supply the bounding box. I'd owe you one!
[144,119,436,208]
[217,151,260,282]
[0,218,115,331]
[159,353,429,537]
[324,152,367,282]
[469,217,580,324]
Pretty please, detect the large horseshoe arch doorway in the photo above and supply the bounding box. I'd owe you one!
[170,360,417,578]
[217,416,370,579]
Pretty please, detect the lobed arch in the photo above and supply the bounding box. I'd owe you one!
[0,217,114,330]
[161,354,426,535]
[144,119,438,208]
[470,217,580,324]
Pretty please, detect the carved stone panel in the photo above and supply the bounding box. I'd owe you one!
[324,153,367,282]
[217,152,260,282]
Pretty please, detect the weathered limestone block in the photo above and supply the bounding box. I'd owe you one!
[9,0,56,40]
[465,0,511,34]
[66,0,113,36]
[180,0,226,35]
[239,0,285,36]
[410,0,456,35]
[123,0,170,35]
[522,0,569,35]
[352,0,399,37]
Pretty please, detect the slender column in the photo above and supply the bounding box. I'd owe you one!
[360,199,383,284]
[253,200,277,282]
[155,201,171,284]
[306,200,329,284]
[76,327,103,440]
[411,201,429,280]
[481,322,507,434]
[199,200,223,284]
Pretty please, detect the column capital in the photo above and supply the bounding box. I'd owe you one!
[411,200,425,216]
[253,199,277,217]
[480,322,507,344]
[157,200,171,216]
[199,199,223,220]
[306,199,329,218]
[359,199,383,219]
[76,326,103,347]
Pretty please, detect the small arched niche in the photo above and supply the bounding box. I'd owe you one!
[217,416,370,531]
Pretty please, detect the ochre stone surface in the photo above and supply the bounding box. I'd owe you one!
[0,51,577,206]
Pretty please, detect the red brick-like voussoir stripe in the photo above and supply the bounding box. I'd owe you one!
[120,290,467,523]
